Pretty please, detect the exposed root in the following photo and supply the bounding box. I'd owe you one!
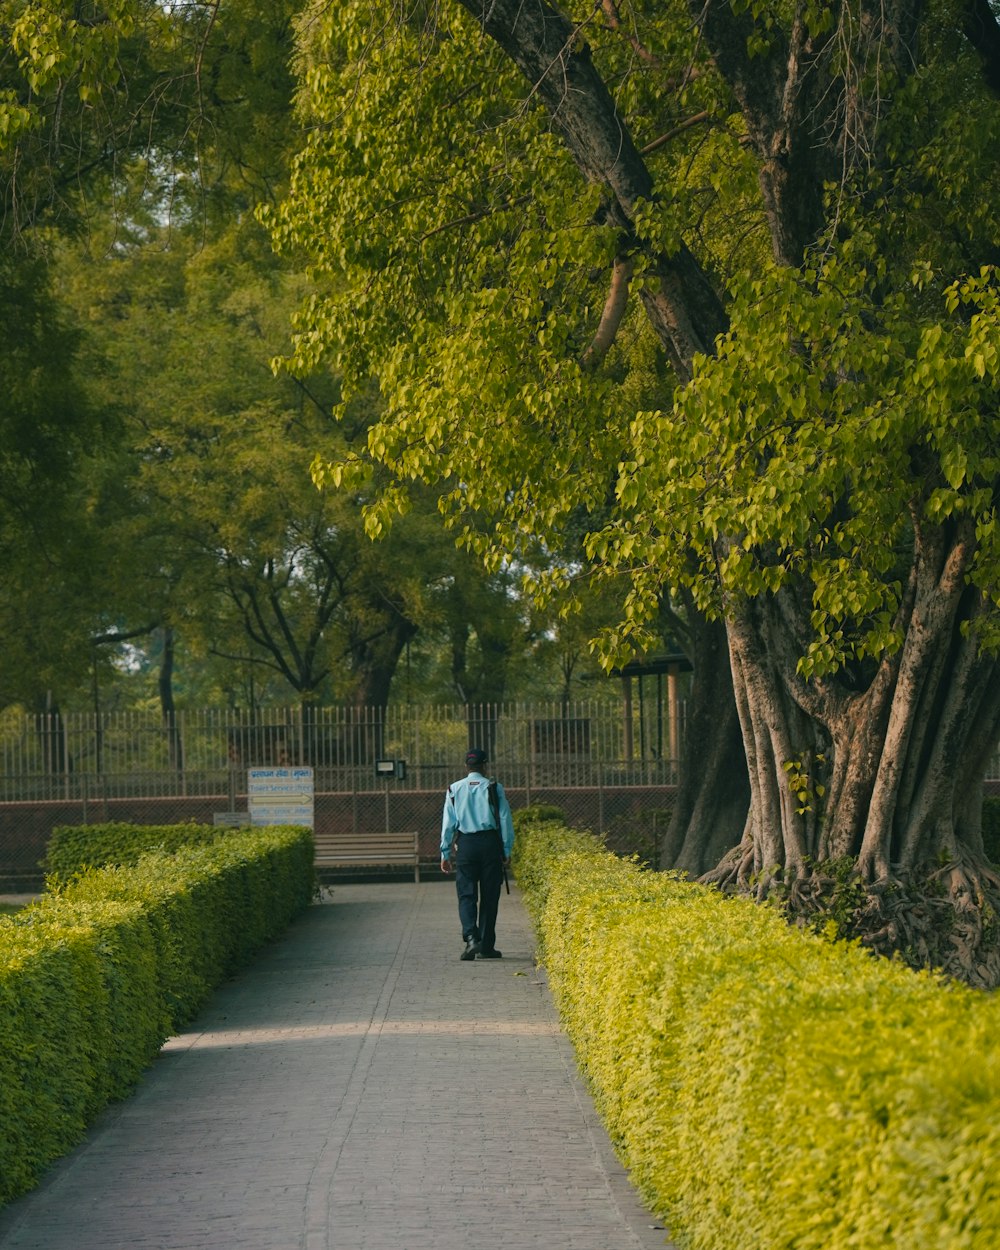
[713,852,1000,990]
[700,841,753,892]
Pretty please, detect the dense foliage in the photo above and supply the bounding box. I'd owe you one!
[42,820,234,883]
[513,816,1000,1249]
[0,823,314,1206]
[0,0,628,720]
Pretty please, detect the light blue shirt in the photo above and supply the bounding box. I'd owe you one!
[441,771,514,859]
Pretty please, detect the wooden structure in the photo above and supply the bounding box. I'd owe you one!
[615,651,692,762]
[312,830,421,881]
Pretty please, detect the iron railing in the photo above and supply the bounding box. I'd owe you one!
[0,698,686,803]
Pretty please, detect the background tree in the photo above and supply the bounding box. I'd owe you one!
[0,0,303,725]
[0,252,116,756]
[272,0,1000,982]
[57,207,563,742]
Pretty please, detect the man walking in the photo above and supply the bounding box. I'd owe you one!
[440,747,514,960]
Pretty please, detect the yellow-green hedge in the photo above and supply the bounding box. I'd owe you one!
[512,820,1000,1250]
[0,824,314,1207]
[42,820,232,883]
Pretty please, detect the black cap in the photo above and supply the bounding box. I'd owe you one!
[465,748,487,768]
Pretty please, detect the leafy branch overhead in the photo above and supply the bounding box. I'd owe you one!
[272,0,1000,982]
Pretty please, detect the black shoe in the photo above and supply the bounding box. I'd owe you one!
[478,949,502,959]
[461,936,481,961]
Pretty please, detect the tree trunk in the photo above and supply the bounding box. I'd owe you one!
[660,613,749,874]
[461,0,747,850]
[157,625,184,773]
[460,0,729,372]
[712,525,1000,886]
[343,611,419,763]
[701,522,1000,984]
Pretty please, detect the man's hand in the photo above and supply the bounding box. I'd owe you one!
[440,856,452,874]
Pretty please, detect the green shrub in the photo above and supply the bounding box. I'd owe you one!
[514,802,567,825]
[42,820,233,883]
[0,823,314,1207]
[513,815,1000,1250]
[0,920,113,1199]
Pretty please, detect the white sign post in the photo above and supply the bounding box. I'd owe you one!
[247,766,315,829]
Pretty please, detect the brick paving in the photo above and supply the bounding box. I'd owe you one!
[0,881,674,1250]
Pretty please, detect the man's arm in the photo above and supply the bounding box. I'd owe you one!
[440,785,458,873]
[496,782,515,860]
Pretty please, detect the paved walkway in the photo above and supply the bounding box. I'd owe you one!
[0,882,673,1250]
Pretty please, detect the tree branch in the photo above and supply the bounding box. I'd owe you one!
[581,254,633,368]
[640,111,711,157]
[458,0,728,377]
[963,0,1000,97]
[599,0,659,64]
[91,622,159,646]
[418,194,530,242]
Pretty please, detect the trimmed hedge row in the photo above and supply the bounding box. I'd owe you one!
[0,824,314,1207]
[512,819,1000,1250]
[42,819,234,883]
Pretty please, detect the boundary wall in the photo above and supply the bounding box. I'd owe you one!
[0,784,676,888]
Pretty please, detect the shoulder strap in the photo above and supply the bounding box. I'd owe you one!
[487,779,500,827]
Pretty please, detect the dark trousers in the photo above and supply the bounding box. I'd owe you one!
[454,833,504,952]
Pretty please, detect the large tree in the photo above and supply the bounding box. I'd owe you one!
[271,0,1000,982]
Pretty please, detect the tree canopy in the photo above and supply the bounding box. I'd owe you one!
[270,0,1000,981]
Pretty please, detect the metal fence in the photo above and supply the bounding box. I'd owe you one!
[0,698,686,804]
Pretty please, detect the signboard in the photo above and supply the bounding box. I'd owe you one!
[213,811,249,827]
[247,766,314,829]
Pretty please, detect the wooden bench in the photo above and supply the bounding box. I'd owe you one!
[313,831,421,882]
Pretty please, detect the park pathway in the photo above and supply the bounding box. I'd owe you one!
[0,881,673,1250]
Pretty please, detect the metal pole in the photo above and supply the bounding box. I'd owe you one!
[638,676,646,777]
[62,710,71,803]
[656,672,663,761]
[622,676,634,763]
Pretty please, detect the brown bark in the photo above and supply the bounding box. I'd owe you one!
[690,1,835,265]
[858,521,973,877]
[581,255,634,370]
[725,597,814,886]
[458,0,729,375]
[660,613,749,875]
[690,0,923,260]
[719,520,1000,877]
